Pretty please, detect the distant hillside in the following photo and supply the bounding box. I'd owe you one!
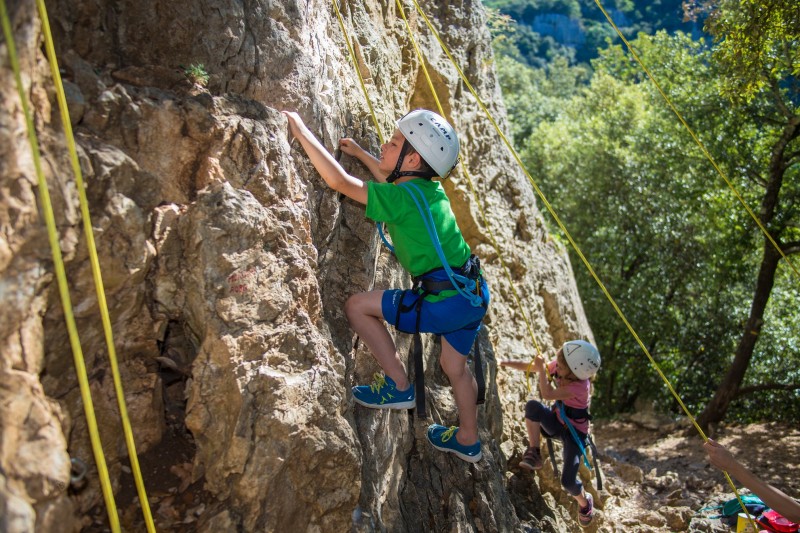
[485,0,706,67]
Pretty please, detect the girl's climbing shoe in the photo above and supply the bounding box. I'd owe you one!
[352,374,415,409]
[426,424,482,463]
[520,446,543,471]
[578,493,594,528]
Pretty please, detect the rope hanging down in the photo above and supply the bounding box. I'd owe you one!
[0,2,121,531]
[33,0,157,530]
[1,1,156,531]
[590,0,800,284]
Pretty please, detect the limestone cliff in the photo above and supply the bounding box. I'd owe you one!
[0,0,593,531]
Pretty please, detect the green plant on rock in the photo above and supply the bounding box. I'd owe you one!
[184,63,209,87]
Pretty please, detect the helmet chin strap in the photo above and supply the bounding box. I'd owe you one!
[386,140,438,182]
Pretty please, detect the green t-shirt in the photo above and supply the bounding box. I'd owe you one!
[366,178,471,278]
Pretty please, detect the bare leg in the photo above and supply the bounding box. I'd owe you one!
[344,291,409,390]
[573,490,588,508]
[439,338,478,445]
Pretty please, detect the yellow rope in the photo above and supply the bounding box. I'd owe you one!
[332,0,384,144]
[0,2,120,530]
[591,0,799,284]
[410,1,759,529]
[394,0,543,393]
[33,1,156,530]
[592,3,782,526]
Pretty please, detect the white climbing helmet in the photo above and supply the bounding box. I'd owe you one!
[397,109,460,178]
[562,340,601,380]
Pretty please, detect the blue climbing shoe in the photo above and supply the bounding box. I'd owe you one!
[426,424,482,463]
[352,374,415,409]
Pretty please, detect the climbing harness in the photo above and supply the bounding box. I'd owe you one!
[557,402,603,490]
[539,401,603,491]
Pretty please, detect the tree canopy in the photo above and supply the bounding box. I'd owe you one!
[490,3,800,423]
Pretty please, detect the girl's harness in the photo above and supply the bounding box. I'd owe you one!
[542,371,603,489]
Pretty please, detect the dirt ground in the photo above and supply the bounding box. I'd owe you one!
[105,415,799,532]
[588,417,800,532]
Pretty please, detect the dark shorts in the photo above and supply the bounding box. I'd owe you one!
[382,273,490,355]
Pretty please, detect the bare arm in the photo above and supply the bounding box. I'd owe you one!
[498,360,536,372]
[531,354,575,402]
[704,439,800,522]
[339,138,388,182]
[283,111,368,204]
[500,355,576,401]
[537,369,577,401]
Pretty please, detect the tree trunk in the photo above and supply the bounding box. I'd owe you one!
[697,108,799,432]
[697,242,780,431]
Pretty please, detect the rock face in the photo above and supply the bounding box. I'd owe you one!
[0,0,592,531]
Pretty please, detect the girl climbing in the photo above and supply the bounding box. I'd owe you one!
[501,340,601,527]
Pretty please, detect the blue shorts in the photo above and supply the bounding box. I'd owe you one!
[382,272,490,355]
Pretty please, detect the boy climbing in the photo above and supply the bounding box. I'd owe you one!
[501,340,601,527]
[283,109,490,463]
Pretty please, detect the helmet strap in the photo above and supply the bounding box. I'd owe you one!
[386,140,439,182]
[386,140,411,183]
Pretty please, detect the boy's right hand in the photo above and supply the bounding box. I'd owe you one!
[338,138,362,157]
[533,354,546,372]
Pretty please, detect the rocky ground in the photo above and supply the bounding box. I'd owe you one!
[579,417,800,532]
[101,416,799,532]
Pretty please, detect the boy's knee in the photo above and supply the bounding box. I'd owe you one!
[525,400,546,420]
[439,354,467,379]
[344,293,363,321]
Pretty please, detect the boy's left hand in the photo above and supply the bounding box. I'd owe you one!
[533,354,546,372]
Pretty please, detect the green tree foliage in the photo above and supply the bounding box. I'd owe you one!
[513,31,800,422]
[484,0,699,68]
[692,0,800,102]
[691,0,800,428]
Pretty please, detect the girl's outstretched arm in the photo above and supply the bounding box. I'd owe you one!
[283,111,368,204]
[499,360,536,372]
[339,138,388,182]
